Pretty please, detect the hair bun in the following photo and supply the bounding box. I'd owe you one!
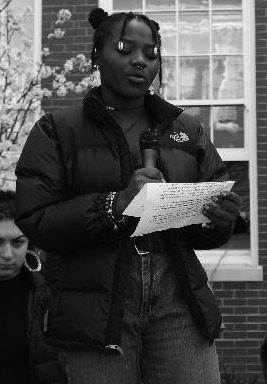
[88,8,108,29]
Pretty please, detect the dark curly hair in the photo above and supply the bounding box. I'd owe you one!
[88,7,163,89]
[0,190,16,221]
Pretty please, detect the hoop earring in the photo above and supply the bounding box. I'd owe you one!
[149,83,155,95]
[24,250,42,272]
[90,67,101,87]
[90,71,95,82]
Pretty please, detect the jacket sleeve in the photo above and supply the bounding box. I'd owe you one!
[179,122,233,250]
[15,114,125,253]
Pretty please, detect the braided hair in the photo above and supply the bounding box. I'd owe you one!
[88,7,163,89]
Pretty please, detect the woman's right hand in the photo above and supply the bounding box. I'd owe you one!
[115,167,165,217]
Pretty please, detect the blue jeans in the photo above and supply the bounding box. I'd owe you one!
[59,246,221,384]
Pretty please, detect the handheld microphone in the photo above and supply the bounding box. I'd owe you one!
[139,130,160,168]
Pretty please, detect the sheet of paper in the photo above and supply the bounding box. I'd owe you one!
[123,181,235,237]
[123,185,147,217]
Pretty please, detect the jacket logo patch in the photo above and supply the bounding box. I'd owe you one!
[170,131,189,143]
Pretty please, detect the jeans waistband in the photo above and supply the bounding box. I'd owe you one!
[134,234,165,254]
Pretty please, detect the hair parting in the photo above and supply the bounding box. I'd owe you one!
[118,12,135,41]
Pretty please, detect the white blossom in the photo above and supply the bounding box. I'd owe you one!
[0,62,9,71]
[56,9,72,25]
[64,59,74,72]
[0,115,13,129]
[41,65,53,79]
[42,88,52,98]
[47,33,55,39]
[54,74,66,85]
[65,81,75,91]
[56,86,67,97]
[31,87,43,99]
[76,54,86,62]
[75,84,84,94]
[42,47,50,57]
[54,28,65,39]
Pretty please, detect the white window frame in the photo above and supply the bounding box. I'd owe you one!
[99,0,261,281]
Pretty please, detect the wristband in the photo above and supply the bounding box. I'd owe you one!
[105,192,127,230]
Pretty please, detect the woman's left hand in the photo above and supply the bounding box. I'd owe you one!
[201,191,242,228]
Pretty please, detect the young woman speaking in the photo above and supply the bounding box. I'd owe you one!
[15,7,241,384]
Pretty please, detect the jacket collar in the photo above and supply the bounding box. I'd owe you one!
[144,91,184,123]
[82,87,184,187]
[83,86,184,126]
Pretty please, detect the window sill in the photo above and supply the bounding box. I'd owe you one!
[196,249,263,281]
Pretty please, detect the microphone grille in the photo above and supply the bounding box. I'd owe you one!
[139,129,159,150]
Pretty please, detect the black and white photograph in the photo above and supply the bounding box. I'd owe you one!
[0,0,265,383]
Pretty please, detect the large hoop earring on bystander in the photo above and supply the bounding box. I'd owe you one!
[24,250,42,272]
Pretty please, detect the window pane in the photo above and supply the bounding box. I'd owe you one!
[162,57,177,100]
[213,105,244,148]
[10,0,33,14]
[179,57,209,100]
[145,0,175,11]
[179,0,209,10]
[9,0,34,58]
[223,161,250,250]
[212,0,242,9]
[212,11,243,54]
[197,162,250,252]
[213,56,243,99]
[179,11,209,55]
[146,12,176,55]
[182,106,211,138]
[113,0,142,11]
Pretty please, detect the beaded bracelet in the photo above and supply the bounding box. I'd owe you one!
[105,191,127,230]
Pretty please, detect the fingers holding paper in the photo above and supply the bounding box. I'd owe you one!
[125,168,165,200]
[202,191,242,228]
[115,168,165,217]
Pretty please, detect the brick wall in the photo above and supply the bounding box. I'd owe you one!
[41,1,267,382]
[213,1,267,383]
[42,0,97,112]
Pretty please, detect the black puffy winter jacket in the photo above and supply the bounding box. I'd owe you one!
[23,266,66,384]
[15,87,232,352]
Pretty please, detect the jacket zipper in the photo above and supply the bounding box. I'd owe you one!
[43,309,49,332]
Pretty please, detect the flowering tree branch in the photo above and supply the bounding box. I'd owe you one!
[0,3,100,189]
[0,0,11,14]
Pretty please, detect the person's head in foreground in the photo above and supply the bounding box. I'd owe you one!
[0,190,29,281]
[0,190,42,281]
